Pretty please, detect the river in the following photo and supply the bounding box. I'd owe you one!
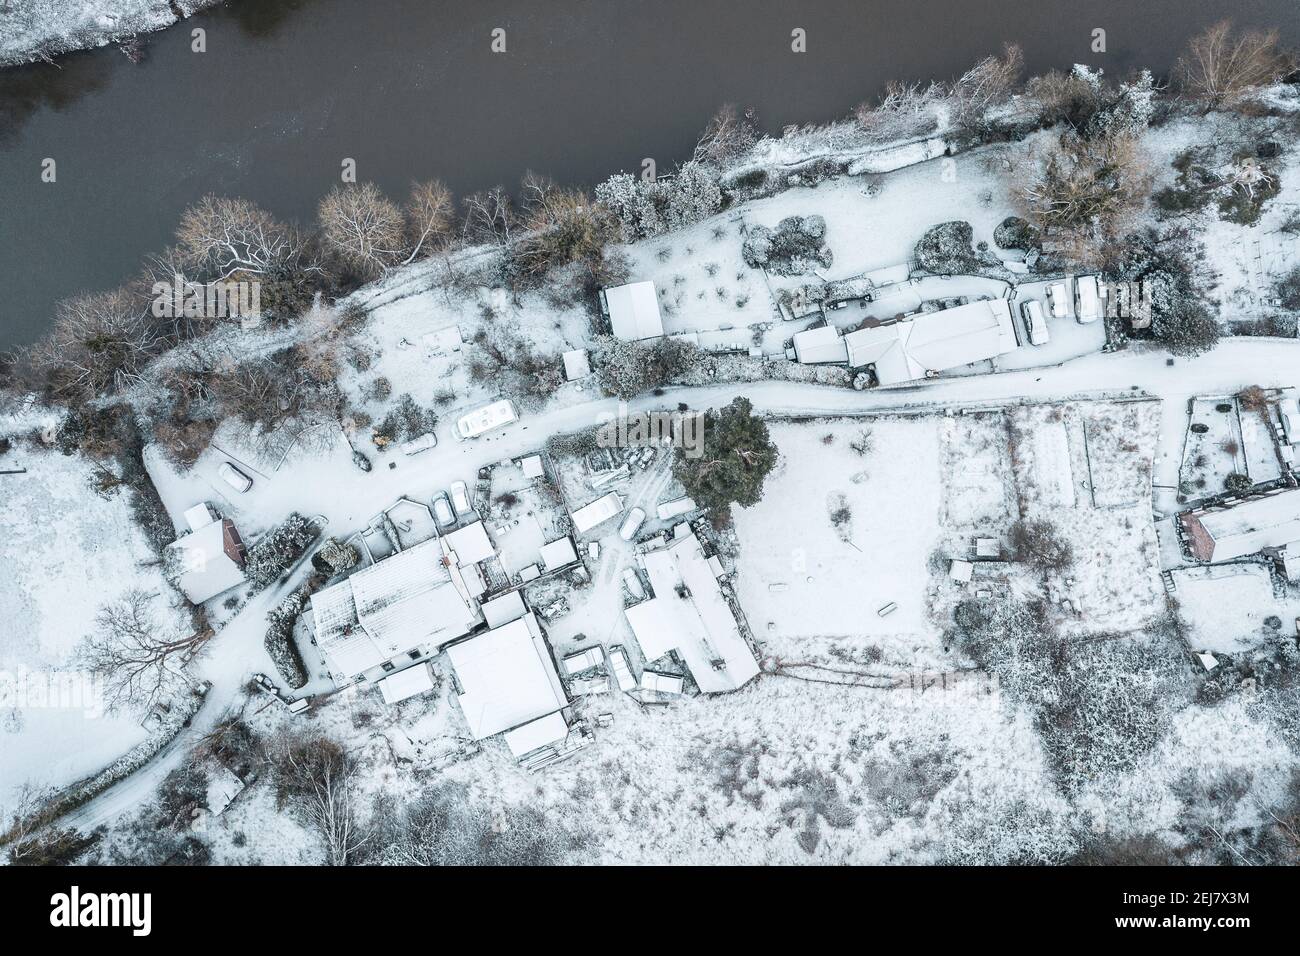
[1,0,1296,349]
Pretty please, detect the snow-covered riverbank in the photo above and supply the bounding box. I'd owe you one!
[0,0,218,67]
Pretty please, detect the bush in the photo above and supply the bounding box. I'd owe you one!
[1009,518,1074,571]
[372,394,438,447]
[595,336,702,400]
[993,216,1038,251]
[264,586,312,689]
[741,216,831,275]
[1225,472,1253,492]
[914,221,978,274]
[245,513,316,589]
[1276,268,1300,311]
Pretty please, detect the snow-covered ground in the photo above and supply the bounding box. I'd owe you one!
[0,433,189,819]
[0,0,217,66]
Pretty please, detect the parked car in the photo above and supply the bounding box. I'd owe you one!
[399,432,438,456]
[1021,299,1050,346]
[622,567,646,601]
[619,507,647,541]
[1046,281,1072,319]
[608,645,637,692]
[432,492,455,526]
[450,480,471,516]
[218,462,253,493]
[1075,275,1103,323]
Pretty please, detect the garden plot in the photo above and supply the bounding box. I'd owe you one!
[938,411,1018,539]
[1179,397,1247,500]
[0,440,190,818]
[1008,400,1166,636]
[731,417,944,659]
[1171,565,1285,655]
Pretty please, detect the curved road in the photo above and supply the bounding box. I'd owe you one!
[56,337,1300,835]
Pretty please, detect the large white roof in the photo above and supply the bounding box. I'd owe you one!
[539,536,578,571]
[480,589,527,628]
[1196,488,1300,562]
[843,298,1017,384]
[311,538,481,678]
[624,528,759,693]
[446,613,567,739]
[604,281,664,341]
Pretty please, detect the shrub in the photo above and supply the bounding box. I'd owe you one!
[264,586,312,688]
[245,513,316,589]
[914,221,978,274]
[1276,268,1300,311]
[372,394,437,447]
[594,336,702,400]
[1009,518,1074,571]
[1225,472,1253,493]
[993,216,1038,251]
[741,216,831,275]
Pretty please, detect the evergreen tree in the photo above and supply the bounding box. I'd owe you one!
[673,397,779,514]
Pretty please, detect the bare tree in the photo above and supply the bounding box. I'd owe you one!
[26,288,165,402]
[275,734,367,866]
[461,186,516,248]
[692,103,759,168]
[401,179,455,264]
[79,589,209,715]
[510,173,611,285]
[317,182,406,279]
[1018,131,1153,265]
[176,195,307,282]
[1176,20,1294,106]
[854,80,946,140]
[952,44,1024,129]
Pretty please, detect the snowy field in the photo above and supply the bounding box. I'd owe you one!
[0,436,188,818]
[0,0,216,66]
[732,417,943,663]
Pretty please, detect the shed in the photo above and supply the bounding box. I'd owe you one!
[601,281,664,341]
[481,589,527,628]
[377,662,436,704]
[503,712,570,758]
[949,559,974,584]
[442,521,496,567]
[570,492,624,535]
[791,325,849,365]
[539,536,579,572]
[520,454,545,480]
[562,349,592,381]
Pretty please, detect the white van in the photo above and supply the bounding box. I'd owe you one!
[619,507,647,541]
[1021,300,1050,346]
[454,399,518,440]
[1046,281,1072,319]
[1075,275,1103,323]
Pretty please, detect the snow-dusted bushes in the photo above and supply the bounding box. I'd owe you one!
[741,215,832,276]
[264,586,311,689]
[595,161,723,243]
[593,335,702,400]
[954,596,1191,792]
[244,513,316,589]
[913,220,979,274]
[372,394,438,448]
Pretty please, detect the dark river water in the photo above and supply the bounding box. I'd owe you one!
[1,0,1296,349]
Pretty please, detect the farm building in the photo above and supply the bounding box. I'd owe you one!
[310,538,484,680]
[624,526,760,693]
[842,298,1018,384]
[601,280,664,341]
[1180,487,1300,562]
[164,504,246,604]
[445,612,570,755]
